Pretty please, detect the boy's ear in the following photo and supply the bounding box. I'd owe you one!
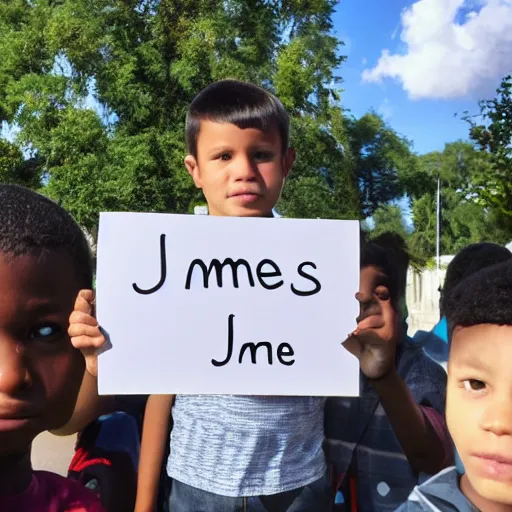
[283,148,296,178]
[185,155,202,189]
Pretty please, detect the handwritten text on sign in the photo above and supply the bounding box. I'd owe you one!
[96,213,360,396]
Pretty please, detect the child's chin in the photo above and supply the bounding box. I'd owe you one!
[0,436,34,458]
[0,421,41,451]
[227,206,271,217]
[471,476,512,506]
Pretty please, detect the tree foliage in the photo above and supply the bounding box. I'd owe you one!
[0,0,417,233]
[463,75,512,229]
[347,112,414,218]
[371,204,409,240]
[405,142,509,262]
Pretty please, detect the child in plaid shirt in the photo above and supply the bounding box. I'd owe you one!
[325,236,453,511]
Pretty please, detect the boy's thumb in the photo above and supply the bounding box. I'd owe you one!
[75,289,96,314]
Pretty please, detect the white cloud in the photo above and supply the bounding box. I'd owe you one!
[378,98,393,120]
[362,0,512,99]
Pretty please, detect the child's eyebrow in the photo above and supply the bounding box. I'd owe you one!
[450,355,491,373]
[207,145,232,154]
[24,298,63,314]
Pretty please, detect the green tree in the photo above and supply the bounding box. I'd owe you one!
[346,112,416,218]
[0,0,368,230]
[464,76,512,230]
[406,141,508,261]
[371,203,409,240]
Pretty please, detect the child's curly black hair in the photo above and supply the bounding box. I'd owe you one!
[444,260,512,337]
[441,242,511,315]
[0,184,93,288]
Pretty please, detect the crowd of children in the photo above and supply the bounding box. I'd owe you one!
[0,79,511,512]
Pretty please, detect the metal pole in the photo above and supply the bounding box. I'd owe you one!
[436,175,441,281]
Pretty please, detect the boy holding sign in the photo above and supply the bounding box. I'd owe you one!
[68,80,333,511]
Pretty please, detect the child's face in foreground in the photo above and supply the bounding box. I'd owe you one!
[0,251,84,457]
[185,120,294,217]
[447,324,512,508]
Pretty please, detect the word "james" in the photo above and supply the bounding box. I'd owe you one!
[132,234,321,297]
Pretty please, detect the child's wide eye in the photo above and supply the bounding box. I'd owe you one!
[219,153,231,161]
[254,151,273,161]
[30,324,62,341]
[463,379,486,392]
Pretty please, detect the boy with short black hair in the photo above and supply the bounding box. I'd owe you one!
[183,78,294,218]
[440,242,511,316]
[67,79,334,512]
[326,237,453,511]
[0,184,103,511]
[397,260,512,511]
[416,242,511,364]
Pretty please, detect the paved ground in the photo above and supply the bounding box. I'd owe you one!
[32,431,77,476]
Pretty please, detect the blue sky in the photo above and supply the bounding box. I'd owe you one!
[331,0,512,155]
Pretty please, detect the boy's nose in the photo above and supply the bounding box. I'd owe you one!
[0,339,31,396]
[233,155,258,181]
[481,397,512,437]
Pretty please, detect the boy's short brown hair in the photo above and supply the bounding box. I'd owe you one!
[186,79,290,158]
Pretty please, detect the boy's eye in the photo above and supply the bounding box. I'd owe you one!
[463,379,486,392]
[218,153,231,161]
[29,323,62,341]
[254,151,273,161]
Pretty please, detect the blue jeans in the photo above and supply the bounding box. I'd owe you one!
[168,473,332,512]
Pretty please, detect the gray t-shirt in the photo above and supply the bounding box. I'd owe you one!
[395,467,477,511]
[167,394,326,497]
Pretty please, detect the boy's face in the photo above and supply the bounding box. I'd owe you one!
[0,251,84,457]
[185,120,295,217]
[447,324,512,508]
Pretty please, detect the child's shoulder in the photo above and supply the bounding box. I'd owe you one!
[32,470,105,511]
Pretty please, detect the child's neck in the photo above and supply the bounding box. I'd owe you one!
[0,450,32,495]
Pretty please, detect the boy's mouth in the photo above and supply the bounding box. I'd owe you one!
[472,452,512,481]
[228,190,261,199]
[0,417,36,432]
[0,406,39,431]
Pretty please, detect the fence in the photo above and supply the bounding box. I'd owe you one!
[406,266,447,335]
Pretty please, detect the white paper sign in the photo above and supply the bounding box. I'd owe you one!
[96,213,360,396]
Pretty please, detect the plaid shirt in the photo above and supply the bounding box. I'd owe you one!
[325,338,451,511]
